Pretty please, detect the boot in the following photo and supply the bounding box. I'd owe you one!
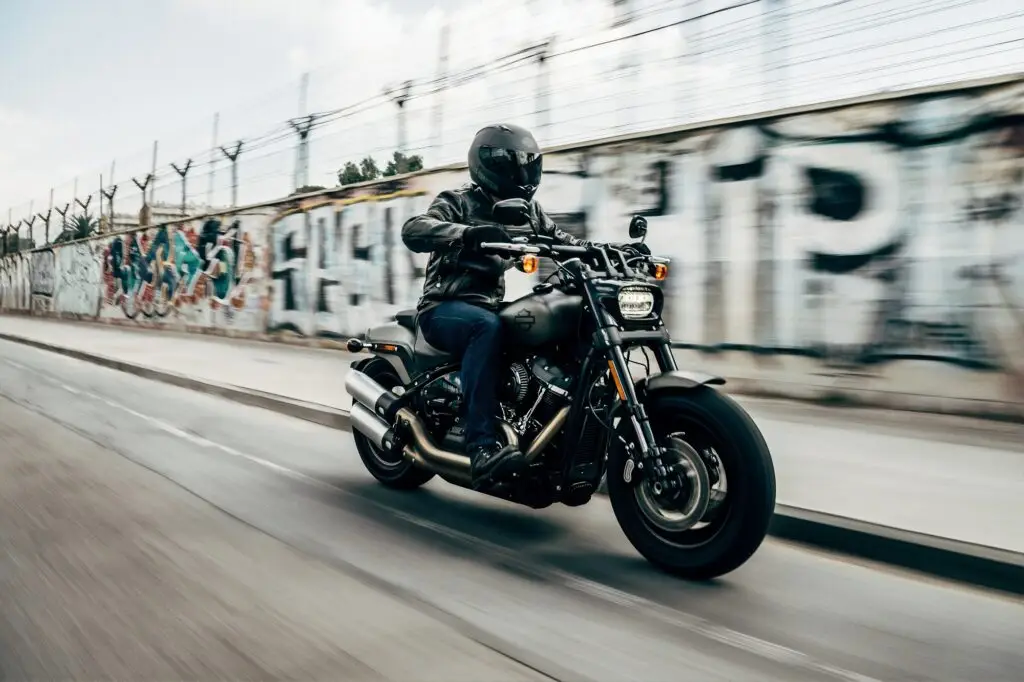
[468,441,527,491]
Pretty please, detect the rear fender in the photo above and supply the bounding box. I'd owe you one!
[362,323,416,382]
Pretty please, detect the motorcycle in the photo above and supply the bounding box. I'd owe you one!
[344,198,776,579]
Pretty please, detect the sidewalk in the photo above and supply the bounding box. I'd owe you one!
[2,315,1022,555]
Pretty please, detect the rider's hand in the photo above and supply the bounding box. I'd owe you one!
[463,224,512,250]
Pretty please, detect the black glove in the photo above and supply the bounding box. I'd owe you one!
[462,224,511,251]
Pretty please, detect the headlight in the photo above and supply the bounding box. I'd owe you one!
[617,287,655,319]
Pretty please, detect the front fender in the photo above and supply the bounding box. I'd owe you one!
[634,369,725,398]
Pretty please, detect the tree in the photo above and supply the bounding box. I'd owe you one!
[53,214,98,244]
[337,155,382,186]
[359,156,380,182]
[291,184,327,196]
[383,151,424,177]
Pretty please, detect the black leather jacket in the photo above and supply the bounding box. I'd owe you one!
[402,183,590,314]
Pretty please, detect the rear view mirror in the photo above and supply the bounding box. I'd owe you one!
[629,215,648,240]
[493,198,531,227]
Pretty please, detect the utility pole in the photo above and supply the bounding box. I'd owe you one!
[208,112,219,206]
[678,0,703,122]
[150,140,159,206]
[535,39,553,138]
[385,80,413,170]
[171,159,193,217]
[611,0,638,133]
[762,0,789,110]
[36,189,53,245]
[289,72,315,191]
[431,22,450,165]
[219,142,243,207]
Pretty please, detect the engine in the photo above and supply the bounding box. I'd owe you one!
[416,355,581,470]
[502,356,573,437]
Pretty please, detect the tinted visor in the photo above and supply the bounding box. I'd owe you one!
[478,146,543,187]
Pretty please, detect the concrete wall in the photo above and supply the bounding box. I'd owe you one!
[3,78,1023,419]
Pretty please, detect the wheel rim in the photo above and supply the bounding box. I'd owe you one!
[634,435,712,533]
[628,414,733,549]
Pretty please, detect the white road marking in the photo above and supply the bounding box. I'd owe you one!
[2,355,881,682]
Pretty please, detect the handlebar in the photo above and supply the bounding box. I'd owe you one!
[478,242,594,258]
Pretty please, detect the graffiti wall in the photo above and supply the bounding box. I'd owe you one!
[1,78,1022,413]
[267,184,431,338]
[98,212,271,330]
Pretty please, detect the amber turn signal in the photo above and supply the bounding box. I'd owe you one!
[520,254,539,274]
[652,262,668,281]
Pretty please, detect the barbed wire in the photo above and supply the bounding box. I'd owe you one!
[4,0,1023,248]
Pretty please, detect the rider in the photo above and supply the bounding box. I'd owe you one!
[401,123,592,491]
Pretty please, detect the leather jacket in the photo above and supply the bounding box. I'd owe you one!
[402,183,590,315]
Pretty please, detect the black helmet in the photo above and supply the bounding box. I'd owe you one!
[468,123,543,201]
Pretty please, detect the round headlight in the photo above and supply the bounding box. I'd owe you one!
[617,287,655,319]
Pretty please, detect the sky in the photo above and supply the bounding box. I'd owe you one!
[1,0,1021,226]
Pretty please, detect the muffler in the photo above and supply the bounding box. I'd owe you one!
[345,370,400,419]
[349,402,396,450]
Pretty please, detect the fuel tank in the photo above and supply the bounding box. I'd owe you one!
[499,288,583,348]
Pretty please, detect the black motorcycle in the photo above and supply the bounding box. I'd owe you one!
[344,198,776,579]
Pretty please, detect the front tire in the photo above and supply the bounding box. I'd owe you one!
[607,387,775,580]
[351,357,435,490]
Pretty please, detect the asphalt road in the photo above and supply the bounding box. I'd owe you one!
[1,338,1022,682]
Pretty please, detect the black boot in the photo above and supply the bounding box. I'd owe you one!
[469,441,527,491]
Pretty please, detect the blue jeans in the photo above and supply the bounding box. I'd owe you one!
[418,301,502,452]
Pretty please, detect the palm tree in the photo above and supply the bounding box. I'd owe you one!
[54,214,99,244]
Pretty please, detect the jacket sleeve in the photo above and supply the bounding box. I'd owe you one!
[534,200,592,247]
[401,190,469,253]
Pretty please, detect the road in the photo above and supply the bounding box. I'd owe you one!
[3,316,1024,552]
[1,338,1022,681]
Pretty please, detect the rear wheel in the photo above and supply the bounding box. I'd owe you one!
[607,387,775,580]
[351,358,435,490]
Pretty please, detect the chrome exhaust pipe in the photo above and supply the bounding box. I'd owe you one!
[345,369,568,485]
[345,369,400,418]
[395,408,521,486]
[349,402,395,450]
[524,405,570,461]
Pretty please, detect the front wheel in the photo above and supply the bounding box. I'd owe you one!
[607,387,775,580]
[351,357,435,490]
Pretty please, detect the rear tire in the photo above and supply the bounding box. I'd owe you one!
[351,357,435,490]
[607,387,775,580]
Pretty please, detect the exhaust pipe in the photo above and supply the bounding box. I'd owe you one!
[345,370,400,418]
[346,367,566,485]
[349,402,395,450]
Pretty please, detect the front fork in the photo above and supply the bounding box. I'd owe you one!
[605,341,676,487]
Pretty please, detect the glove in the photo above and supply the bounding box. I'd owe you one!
[462,224,511,251]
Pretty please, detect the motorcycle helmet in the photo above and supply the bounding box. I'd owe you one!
[468,123,543,201]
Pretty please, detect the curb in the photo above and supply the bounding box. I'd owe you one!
[3,331,1022,597]
[0,333,351,431]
